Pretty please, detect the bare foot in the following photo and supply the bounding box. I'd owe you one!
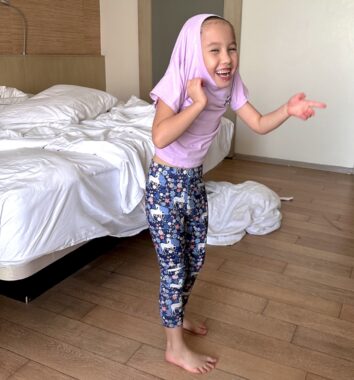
[166,344,217,374]
[183,319,208,335]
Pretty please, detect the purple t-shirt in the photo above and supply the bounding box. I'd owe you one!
[150,14,248,168]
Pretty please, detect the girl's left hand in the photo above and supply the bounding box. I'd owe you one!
[287,93,327,120]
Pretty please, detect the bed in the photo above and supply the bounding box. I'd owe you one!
[0,82,234,301]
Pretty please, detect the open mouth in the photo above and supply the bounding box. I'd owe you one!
[216,68,232,81]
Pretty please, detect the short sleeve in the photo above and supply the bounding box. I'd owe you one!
[150,68,185,113]
[230,72,249,111]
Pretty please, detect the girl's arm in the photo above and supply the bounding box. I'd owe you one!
[236,93,326,135]
[152,78,207,148]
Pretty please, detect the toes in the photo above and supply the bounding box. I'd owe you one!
[205,362,216,370]
[201,356,217,372]
[206,356,218,364]
[199,362,215,373]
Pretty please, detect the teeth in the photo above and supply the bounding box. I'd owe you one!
[217,72,230,77]
[216,69,231,75]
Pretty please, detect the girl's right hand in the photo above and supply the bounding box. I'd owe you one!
[286,93,327,120]
[187,78,207,108]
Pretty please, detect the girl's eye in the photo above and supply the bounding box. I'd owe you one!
[210,49,219,53]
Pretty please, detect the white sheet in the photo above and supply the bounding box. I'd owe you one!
[206,181,282,245]
[0,96,234,269]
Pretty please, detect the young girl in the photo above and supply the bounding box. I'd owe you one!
[145,14,326,374]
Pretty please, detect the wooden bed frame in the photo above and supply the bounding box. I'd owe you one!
[0,238,117,303]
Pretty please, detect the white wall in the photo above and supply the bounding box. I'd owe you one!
[236,0,354,169]
[100,0,139,101]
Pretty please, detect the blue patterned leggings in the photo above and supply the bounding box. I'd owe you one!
[145,161,208,328]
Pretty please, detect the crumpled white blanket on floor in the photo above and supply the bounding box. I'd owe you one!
[206,181,282,245]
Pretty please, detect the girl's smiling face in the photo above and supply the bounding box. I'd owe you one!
[201,19,238,88]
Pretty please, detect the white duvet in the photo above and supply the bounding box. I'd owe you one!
[0,99,155,210]
[0,97,155,263]
[206,181,282,245]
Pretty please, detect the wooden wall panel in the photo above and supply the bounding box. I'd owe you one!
[138,0,152,102]
[0,55,106,94]
[0,0,100,55]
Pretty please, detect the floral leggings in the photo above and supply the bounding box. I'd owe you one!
[145,161,208,328]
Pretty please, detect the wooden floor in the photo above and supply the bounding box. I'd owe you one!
[1,158,354,380]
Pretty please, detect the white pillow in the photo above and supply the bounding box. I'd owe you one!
[0,84,117,125]
[0,86,29,105]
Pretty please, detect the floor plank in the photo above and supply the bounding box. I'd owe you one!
[340,304,354,323]
[9,361,77,380]
[231,240,352,278]
[0,318,154,380]
[205,318,354,380]
[293,326,354,363]
[264,301,354,341]
[0,347,28,379]
[0,296,141,364]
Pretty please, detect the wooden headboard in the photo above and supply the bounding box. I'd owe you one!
[0,55,106,94]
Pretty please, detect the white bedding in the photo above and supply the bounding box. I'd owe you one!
[0,86,29,105]
[0,84,117,125]
[206,181,282,245]
[0,92,234,277]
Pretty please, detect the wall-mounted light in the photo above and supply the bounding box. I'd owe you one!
[0,0,27,55]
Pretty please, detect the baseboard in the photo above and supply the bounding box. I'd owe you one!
[233,154,353,175]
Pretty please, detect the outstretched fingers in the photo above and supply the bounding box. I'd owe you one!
[287,93,327,120]
[307,100,327,109]
[305,100,326,119]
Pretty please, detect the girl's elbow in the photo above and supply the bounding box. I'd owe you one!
[253,122,268,135]
[257,128,268,135]
[152,134,168,149]
[250,125,266,135]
